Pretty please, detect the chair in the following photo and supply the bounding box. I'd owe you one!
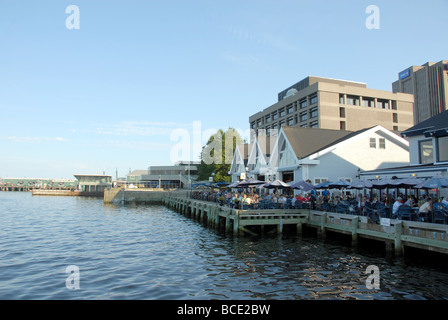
[433,210,448,225]
[396,205,413,221]
[336,203,348,214]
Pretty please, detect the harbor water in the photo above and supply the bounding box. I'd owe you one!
[0,192,447,300]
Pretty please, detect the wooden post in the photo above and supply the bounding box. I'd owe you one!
[318,213,327,240]
[394,221,403,256]
[277,218,283,235]
[351,217,359,247]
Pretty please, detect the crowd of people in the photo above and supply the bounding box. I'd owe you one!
[190,188,448,223]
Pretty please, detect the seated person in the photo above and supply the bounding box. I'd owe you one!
[418,198,432,221]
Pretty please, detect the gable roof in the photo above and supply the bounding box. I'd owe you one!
[281,126,358,160]
[402,110,448,138]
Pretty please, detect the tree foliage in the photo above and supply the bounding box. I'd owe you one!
[197,128,244,182]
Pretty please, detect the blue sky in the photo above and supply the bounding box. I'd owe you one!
[0,0,447,179]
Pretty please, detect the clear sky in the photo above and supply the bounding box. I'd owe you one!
[0,0,447,179]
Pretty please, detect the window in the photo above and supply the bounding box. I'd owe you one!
[339,94,345,104]
[314,178,328,185]
[300,99,307,109]
[309,94,318,105]
[272,112,278,120]
[339,107,345,118]
[379,138,386,149]
[437,136,448,162]
[362,97,375,107]
[300,112,308,122]
[340,121,346,130]
[287,106,294,114]
[266,116,271,123]
[279,108,286,117]
[392,100,397,110]
[370,138,376,148]
[310,108,318,118]
[310,120,319,128]
[347,95,360,106]
[419,140,433,164]
[287,117,294,126]
[392,113,398,123]
[393,126,399,131]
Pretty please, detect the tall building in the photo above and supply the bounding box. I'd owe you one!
[392,60,448,124]
[249,76,414,141]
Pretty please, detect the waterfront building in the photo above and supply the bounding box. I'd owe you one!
[74,174,112,192]
[249,76,414,142]
[140,161,200,189]
[231,125,410,186]
[361,110,448,182]
[126,170,149,184]
[392,60,448,124]
[228,143,252,182]
[0,178,78,191]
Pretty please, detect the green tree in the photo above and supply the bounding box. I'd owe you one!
[197,128,244,182]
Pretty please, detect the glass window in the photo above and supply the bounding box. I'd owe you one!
[419,140,433,164]
[300,112,308,122]
[310,94,318,105]
[310,108,318,118]
[379,138,386,149]
[370,138,376,148]
[300,99,307,109]
[437,136,448,162]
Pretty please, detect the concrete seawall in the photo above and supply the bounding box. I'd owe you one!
[32,190,104,197]
[104,188,189,204]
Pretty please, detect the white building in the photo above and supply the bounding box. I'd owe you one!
[230,125,410,185]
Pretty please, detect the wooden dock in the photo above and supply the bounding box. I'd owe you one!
[163,195,448,257]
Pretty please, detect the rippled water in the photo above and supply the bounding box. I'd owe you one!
[1,192,448,300]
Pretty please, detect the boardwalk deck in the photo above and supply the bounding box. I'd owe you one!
[164,196,448,257]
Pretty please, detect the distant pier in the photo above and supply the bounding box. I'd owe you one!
[163,195,448,257]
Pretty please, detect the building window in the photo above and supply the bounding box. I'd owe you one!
[300,98,307,109]
[272,112,278,120]
[419,140,433,164]
[310,107,318,118]
[279,108,286,117]
[339,94,345,104]
[346,95,360,106]
[314,178,328,185]
[339,107,345,118]
[340,121,346,130]
[393,126,399,131]
[287,106,294,114]
[300,112,308,122]
[392,100,397,110]
[370,138,376,148]
[310,120,318,128]
[287,117,294,126]
[393,113,398,123]
[362,97,375,107]
[379,138,386,149]
[377,99,390,109]
[266,116,271,123]
[437,136,448,162]
[309,94,318,105]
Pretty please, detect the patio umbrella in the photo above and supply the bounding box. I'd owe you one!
[414,176,448,190]
[314,181,333,189]
[289,180,315,192]
[227,181,241,188]
[237,178,266,187]
[328,180,352,189]
[348,180,373,189]
[264,179,291,189]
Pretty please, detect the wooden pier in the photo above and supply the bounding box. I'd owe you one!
[163,195,448,257]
